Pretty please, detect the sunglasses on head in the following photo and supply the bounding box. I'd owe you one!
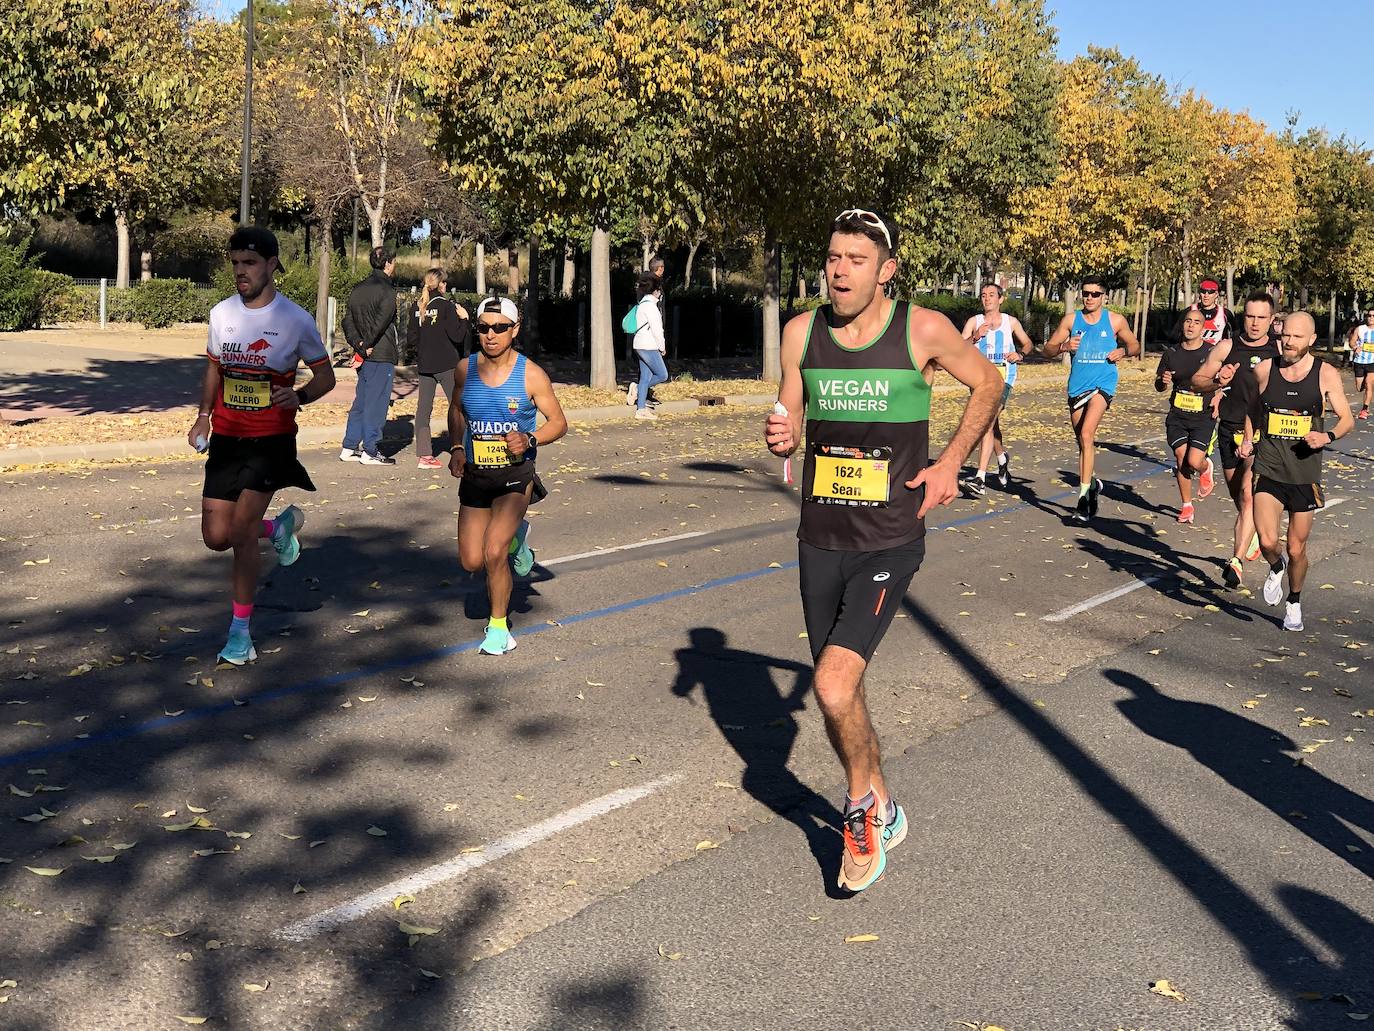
[836,208,892,251]
[1081,289,1105,298]
[477,322,515,335]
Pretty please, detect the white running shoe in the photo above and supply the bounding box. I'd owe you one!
[1262,555,1287,606]
[634,408,657,421]
[339,448,363,462]
[1283,601,1303,632]
[626,382,638,406]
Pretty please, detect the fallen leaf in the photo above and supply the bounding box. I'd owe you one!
[397,921,439,936]
[242,982,268,993]
[83,854,117,863]
[419,968,442,979]
[656,943,685,960]
[1150,979,1187,1002]
[292,883,306,894]
[206,940,222,950]
[366,826,387,837]
[186,803,209,814]
[392,895,415,909]
[225,831,251,840]
[173,1018,208,1026]
[25,865,64,876]
[843,934,880,943]
[695,840,718,851]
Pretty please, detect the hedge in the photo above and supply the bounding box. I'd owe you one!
[0,239,47,331]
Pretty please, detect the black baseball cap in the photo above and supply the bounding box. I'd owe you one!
[228,226,286,271]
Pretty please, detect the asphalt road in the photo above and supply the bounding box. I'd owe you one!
[0,372,1371,1030]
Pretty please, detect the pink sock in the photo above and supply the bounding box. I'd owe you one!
[259,518,276,539]
[232,601,254,620]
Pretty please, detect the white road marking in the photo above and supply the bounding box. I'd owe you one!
[542,531,707,566]
[272,774,683,942]
[1042,577,1161,623]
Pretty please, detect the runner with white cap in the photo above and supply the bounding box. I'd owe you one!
[448,296,568,655]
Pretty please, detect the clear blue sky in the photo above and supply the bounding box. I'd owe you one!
[1049,0,1369,145]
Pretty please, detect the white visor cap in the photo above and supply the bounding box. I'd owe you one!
[476,296,520,322]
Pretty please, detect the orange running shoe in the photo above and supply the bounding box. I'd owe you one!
[1245,533,1262,562]
[1198,458,1215,498]
[1177,502,1195,524]
[839,794,890,892]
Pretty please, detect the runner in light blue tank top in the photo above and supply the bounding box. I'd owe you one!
[960,283,1031,494]
[1046,277,1141,524]
[450,296,569,657]
[1350,309,1374,419]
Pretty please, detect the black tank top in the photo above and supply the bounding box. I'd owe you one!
[1159,343,1212,417]
[798,301,931,551]
[1255,356,1324,485]
[1219,337,1280,427]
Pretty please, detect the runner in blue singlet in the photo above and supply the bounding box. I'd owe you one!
[1346,309,1374,419]
[447,296,568,655]
[1044,275,1141,524]
[959,283,1033,494]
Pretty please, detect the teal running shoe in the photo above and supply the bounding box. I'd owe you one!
[217,627,257,666]
[478,624,517,656]
[272,505,305,567]
[511,519,534,577]
[883,803,908,853]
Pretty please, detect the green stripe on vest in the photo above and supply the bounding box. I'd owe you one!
[802,368,930,424]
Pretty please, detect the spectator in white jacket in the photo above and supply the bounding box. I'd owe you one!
[627,272,668,421]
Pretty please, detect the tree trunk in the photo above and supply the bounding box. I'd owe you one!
[1329,289,1337,345]
[548,246,556,293]
[475,241,486,295]
[429,232,441,261]
[140,247,153,282]
[304,220,313,263]
[506,243,520,296]
[1226,264,1235,310]
[561,242,575,298]
[525,233,540,355]
[589,226,614,390]
[684,239,701,287]
[818,269,828,301]
[973,262,983,295]
[115,207,131,289]
[798,275,807,299]
[641,237,652,271]
[315,242,332,347]
[1060,283,1078,368]
[1300,284,1309,308]
[762,225,782,383]
[369,209,384,250]
[1181,225,1193,307]
[710,251,719,292]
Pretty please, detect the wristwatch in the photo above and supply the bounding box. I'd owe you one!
[526,433,538,453]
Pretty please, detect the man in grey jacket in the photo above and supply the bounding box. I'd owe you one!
[340,247,400,465]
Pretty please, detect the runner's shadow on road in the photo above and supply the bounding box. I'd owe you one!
[670,628,847,896]
[1109,670,1373,879]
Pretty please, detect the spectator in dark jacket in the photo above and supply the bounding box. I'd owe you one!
[340,247,400,465]
[408,267,470,468]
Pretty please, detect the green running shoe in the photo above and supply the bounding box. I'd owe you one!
[272,505,305,567]
[478,624,517,656]
[217,627,257,666]
[511,519,534,577]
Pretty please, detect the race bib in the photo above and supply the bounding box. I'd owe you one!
[1171,390,1204,413]
[471,436,514,468]
[1266,411,1312,439]
[1361,341,1374,354]
[222,370,271,411]
[809,445,891,507]
[993,362,1009,381]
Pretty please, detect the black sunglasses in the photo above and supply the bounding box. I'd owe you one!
[1081,290,1105,298]
[477,322,515,335]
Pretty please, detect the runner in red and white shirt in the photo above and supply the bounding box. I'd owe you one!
[187,226,335,666]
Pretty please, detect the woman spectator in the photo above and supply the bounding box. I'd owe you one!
[407,268,470,467]
[626,272,668,421]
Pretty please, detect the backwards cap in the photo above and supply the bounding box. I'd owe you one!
[476,296,520,321]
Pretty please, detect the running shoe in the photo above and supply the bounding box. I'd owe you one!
[1359,407,1369,421]
[217,627,257,666]
[359,451,396,465]
[995,452,1011,489]
[634,408,657,421]
[417,456,444,469]
[1071,494,1091,524]
[1198,458,1215,498]
[1283,601,1304,632]
[1245,533,1262,562]
[511,519,535,577]
[1177,502,1195,524]
[339,448,362,462]
[1262,554,1288,607]
[959,476,986,499]
[1087,478,1103,517]
[271,504,305,567]
[478,624,517,655]
[1223,557,1243,590]
[626,381,638,406]
[838,795,887,893]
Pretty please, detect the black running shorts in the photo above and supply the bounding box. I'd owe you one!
[1216,422,1253,470]
[1165,413,1217,453]
[1354,363,1373,384]
[203,433,314,503]
[1253,475,1324,514]
[458,461,539,509]
[798,537,925,663]
[1068,388,1113,412]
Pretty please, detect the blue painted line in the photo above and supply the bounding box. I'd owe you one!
[0,563,796,769]
[0,444,1175,769]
